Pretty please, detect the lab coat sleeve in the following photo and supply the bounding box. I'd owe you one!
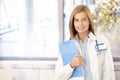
[54,53,74,80]
[102,37,115,80]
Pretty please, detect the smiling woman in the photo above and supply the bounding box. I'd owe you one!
[73,11,90,41]
[55,5,115,80]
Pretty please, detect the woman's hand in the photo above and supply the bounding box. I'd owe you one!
[70,54,83,68]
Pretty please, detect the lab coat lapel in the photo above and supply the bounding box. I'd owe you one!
[87,33,99,80]
[74,32,99,80]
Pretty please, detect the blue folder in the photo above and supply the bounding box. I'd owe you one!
[59,40,83,77]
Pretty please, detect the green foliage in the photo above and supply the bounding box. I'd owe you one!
[92,0,120,31]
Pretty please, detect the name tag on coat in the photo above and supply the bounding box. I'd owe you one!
[95,42,107,52]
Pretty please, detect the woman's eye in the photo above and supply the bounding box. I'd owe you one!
[82,18,87,22]
[74,19,79,22]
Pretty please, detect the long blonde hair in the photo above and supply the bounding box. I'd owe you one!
[69,5,94,39]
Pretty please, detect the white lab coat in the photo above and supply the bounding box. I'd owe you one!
[54,32,115,80]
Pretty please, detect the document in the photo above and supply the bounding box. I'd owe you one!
[59,40,83,77]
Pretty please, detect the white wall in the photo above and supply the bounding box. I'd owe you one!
[0,60,56,80]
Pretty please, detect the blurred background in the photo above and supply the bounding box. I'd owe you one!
[0,0,120,80]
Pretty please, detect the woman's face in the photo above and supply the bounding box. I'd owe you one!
[74,11,90,35]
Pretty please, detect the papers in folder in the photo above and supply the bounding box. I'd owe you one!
[59,40,83,78]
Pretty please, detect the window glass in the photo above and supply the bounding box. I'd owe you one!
[0,0,59,59]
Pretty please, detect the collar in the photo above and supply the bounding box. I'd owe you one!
[88,32,97,41]
[75,32,97,41]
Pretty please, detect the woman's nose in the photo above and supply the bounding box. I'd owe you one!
[78,21,83,26]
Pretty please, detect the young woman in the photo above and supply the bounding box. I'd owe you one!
[54,5,115,80]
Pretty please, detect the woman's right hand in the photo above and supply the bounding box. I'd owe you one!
[70,54,83,68]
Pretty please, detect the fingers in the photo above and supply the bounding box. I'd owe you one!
[76,54,83,65]
[75,54,82,57]
[70,54,83,68]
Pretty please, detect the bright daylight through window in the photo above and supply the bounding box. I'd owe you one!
[0,0,59,59]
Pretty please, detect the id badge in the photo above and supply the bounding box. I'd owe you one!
[95,42,107,55]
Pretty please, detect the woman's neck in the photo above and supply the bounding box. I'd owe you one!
[78,31,89,42]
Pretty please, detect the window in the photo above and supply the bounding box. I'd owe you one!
[0,0,62,60]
